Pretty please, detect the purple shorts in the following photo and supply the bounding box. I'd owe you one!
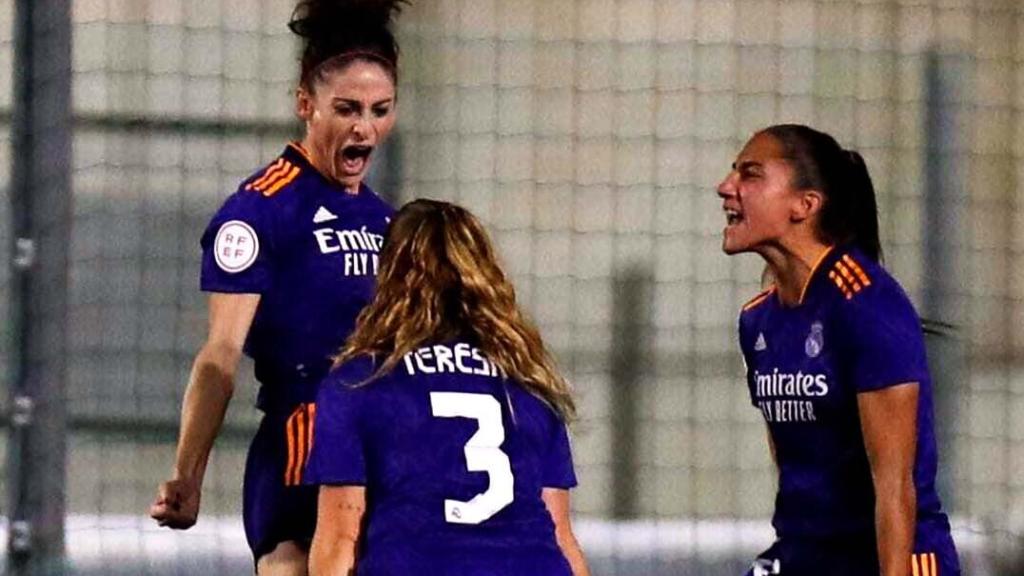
[243,403,319,562]
[743,524,960,576]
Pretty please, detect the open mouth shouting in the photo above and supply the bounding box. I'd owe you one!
[724,207,744,229]
[339,144,373,176]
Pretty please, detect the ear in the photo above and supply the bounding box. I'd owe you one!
[791,189,824,223]
[295,86,314,122]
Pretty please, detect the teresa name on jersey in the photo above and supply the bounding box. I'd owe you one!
[312,224,384,276]
[402,343,504,378]
[753,369,829,423]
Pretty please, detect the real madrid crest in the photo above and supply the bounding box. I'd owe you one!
[805,322,824,358]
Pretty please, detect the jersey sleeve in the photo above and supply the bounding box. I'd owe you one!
[838,280,930,393]
[199,189,276,293]
[305,374,367,486]
[541,416,578,489]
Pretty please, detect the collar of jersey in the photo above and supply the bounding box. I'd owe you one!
[283,141,370,196]
[792,245,837,306]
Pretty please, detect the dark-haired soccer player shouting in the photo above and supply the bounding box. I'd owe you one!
[150,2,407,573]
[719,125,960,576]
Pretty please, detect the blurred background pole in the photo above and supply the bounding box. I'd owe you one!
[922,51,969,510]
[610,266,652,519]
[7,0,72,573]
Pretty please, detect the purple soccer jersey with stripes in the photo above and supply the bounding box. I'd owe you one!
[737,246,958,573]
[306,342,577,576]
[200,143,394,411]
[199,142,393,559]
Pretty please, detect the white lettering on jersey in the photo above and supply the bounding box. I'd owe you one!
[344,252,379,276]
[755,369,829,398]
[213,220,259,273]
[753,369,828,423]
[757,399,817,423]
[404,344,502,378]
[312,225,385,276]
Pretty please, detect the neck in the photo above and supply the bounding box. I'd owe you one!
[761,240,832,307]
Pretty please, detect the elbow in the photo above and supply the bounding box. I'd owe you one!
[193,341,243,395]
[309,534,358,576]
[554,525,582,558]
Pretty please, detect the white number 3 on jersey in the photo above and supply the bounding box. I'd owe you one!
[430,392,514,524]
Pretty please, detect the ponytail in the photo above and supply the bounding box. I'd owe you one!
[834,150,882,262]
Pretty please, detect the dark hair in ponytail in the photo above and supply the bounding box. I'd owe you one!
[760,124,883,262]
[289,0,409,91]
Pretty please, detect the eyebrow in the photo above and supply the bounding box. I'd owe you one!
[332,98,395,106]
[732,160,763,171]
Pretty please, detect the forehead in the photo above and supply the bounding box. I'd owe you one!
[736,132,787,166]
[315,60,395,98]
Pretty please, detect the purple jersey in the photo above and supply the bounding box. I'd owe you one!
[200,143,393,411]
[738,247,951,542]
[306,342,576,575]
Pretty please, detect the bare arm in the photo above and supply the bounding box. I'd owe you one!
[858,382,919,576]
[309,485,366,576]
[150,292,260,529]
[542,488,590,576]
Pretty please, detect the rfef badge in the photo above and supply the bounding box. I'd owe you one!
[214,220,259,273]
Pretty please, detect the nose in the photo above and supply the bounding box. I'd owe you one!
[717,171,736,199]
[352,113,372,139]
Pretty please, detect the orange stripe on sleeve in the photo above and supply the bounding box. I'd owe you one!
[828,270,846,291]
[911,554,921,576]
[262,166,301,197]
[247,159,287,191]
[834,261,863,292]
[842,254,872,286]
[930,553,938,576]
[828,271,853,300]
[254,161,295,193]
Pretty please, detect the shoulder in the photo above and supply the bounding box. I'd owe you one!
[240,150,306,199]
[739,286,775,327]
[327,355,382,388]
[824,250,913,311]
[825,250,922,335]
[212,152,307,221]
[317,356,383,410]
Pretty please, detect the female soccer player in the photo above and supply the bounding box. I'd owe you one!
[719,124,960,576]
[305,199,591,576]
[149,1,406,573]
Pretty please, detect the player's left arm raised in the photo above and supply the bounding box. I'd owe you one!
[858,382,918,576]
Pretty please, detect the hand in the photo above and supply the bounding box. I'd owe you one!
[150,478,201,529]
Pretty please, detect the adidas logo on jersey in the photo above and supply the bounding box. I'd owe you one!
[754,333,767,351]
[313,206,338,223]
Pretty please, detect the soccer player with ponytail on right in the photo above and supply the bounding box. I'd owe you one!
[718,125,960,576]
